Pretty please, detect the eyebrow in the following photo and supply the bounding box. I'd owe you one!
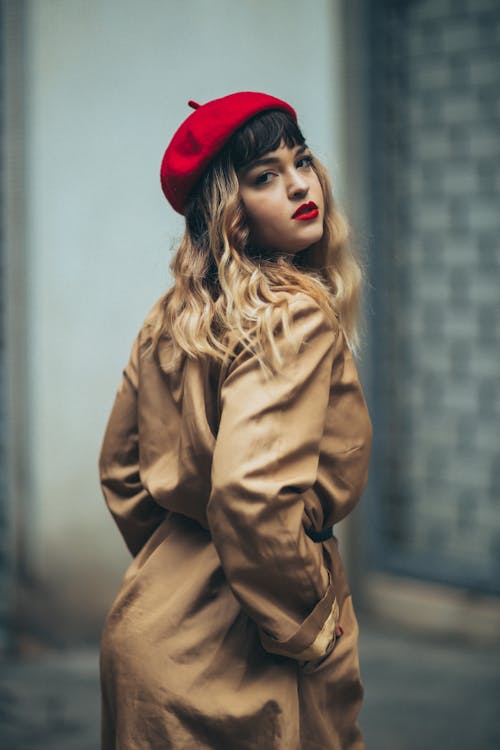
[241,144,309,174]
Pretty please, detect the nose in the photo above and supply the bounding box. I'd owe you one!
[287,168,309,198]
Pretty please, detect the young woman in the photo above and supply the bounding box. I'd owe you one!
[98,91,373,750]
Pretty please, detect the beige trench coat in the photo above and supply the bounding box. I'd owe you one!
[98,291,373,750]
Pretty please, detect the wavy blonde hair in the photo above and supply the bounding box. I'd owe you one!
[145,111,364,376]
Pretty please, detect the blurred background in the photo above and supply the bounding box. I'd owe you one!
[1,0,499,748]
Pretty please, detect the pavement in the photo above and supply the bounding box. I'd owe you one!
[0,616,499,749]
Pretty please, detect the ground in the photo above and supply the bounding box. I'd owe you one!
[1,616,499,749]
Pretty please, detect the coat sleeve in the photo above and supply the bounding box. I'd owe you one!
[207,294,341,661]
[98,334,166,556]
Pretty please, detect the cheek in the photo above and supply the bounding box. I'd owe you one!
[313,175,324,209]
[243,200,279,240]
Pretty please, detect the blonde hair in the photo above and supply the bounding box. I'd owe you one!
[145,118,364,376]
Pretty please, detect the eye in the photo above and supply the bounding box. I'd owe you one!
[255,171,275,185]
[296,155,313,169]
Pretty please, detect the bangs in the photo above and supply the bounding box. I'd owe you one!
[228,109,306,170]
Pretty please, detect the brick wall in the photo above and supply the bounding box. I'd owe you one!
[0,4,7,644]
[368,0,500,592]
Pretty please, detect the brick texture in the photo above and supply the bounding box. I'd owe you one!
[369,0,500,593]
[0,6,7,642]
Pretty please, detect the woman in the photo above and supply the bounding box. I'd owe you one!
[98,91,373,749]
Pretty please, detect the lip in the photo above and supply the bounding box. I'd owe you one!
[292,201,319,221]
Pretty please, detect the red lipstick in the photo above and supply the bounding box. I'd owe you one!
[292,201,319,221]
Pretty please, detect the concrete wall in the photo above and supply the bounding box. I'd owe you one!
[12,0,346,641]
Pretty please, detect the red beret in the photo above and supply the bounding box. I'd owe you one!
[160,91,297,215]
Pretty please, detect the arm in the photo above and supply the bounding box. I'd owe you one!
[207,294,341,661]
[98,334,166,556]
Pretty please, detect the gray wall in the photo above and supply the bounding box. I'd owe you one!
[0,2,6,650]
[367,0,500,593]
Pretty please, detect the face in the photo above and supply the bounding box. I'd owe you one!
[237,141,325,255]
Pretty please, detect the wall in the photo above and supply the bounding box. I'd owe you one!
[0,2,6,650]
[367,0,500,593]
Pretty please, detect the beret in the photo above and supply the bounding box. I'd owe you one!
[160,91,297,215]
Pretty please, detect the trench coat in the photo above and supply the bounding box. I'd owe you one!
[98,290,373,750]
